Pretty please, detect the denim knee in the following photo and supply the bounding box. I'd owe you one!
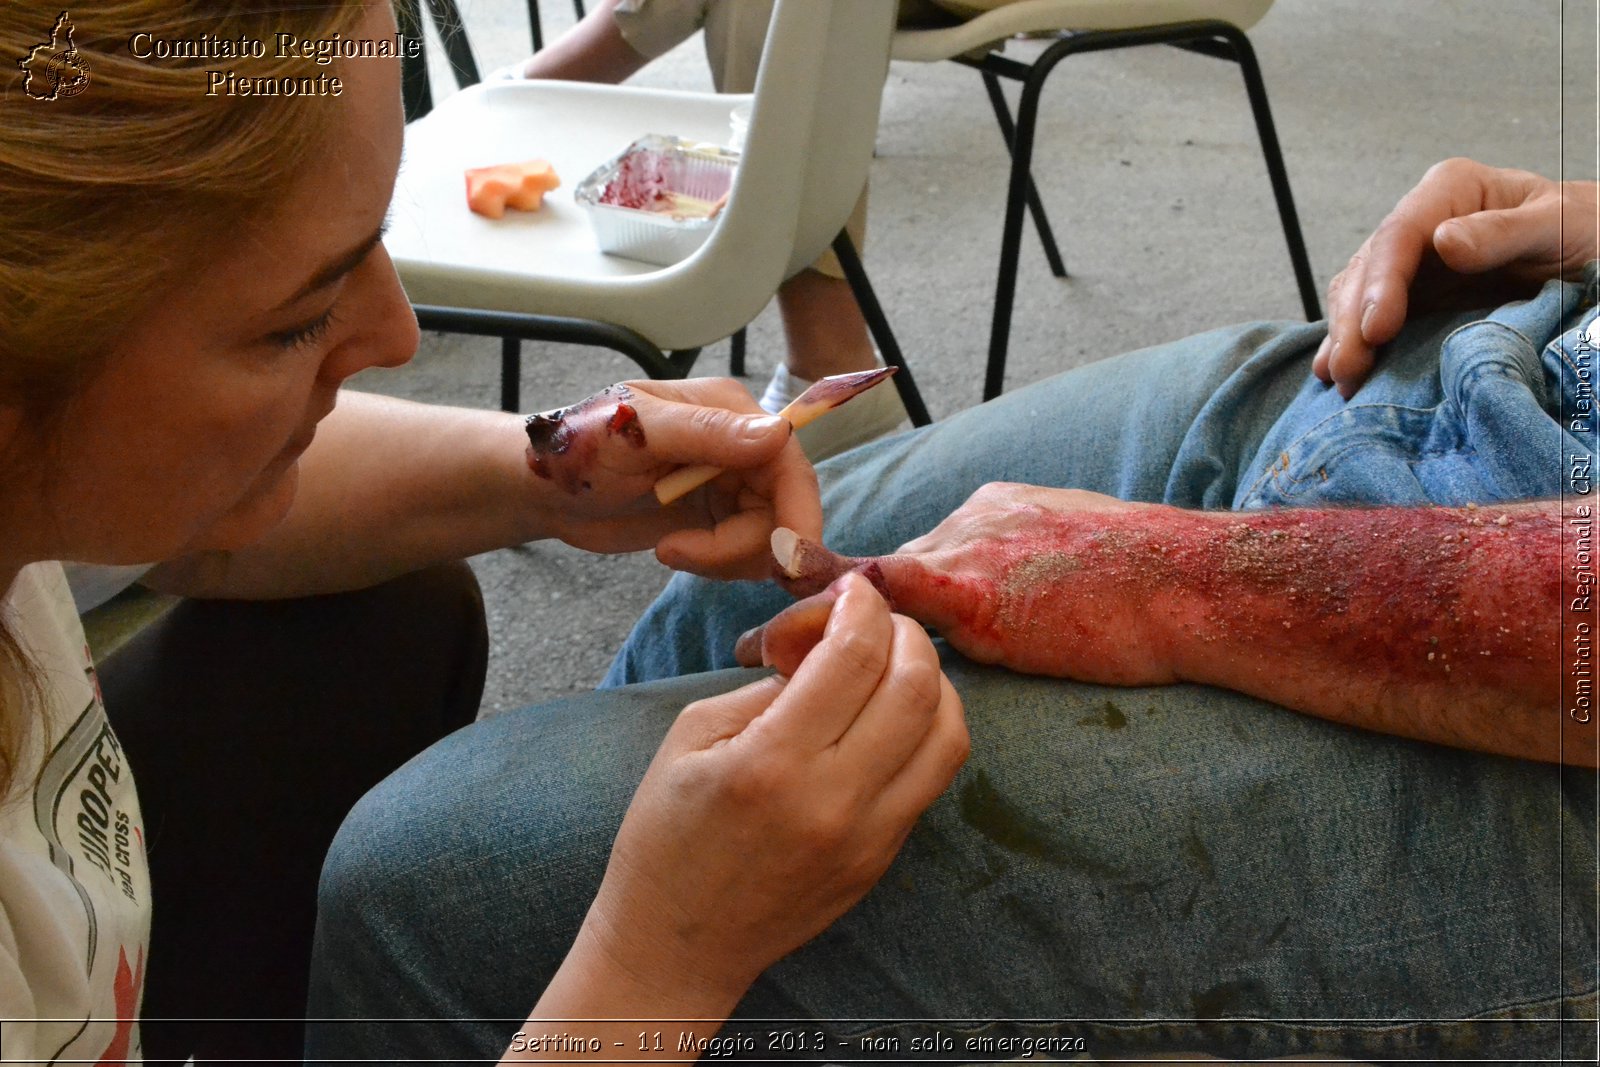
[307,713,631,1061]
[306,674,754,1062]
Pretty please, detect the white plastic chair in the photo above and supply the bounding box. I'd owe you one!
[386,0,930,424]
[891,0,1320,400]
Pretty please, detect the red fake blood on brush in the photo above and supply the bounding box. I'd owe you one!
[523,385,648,494]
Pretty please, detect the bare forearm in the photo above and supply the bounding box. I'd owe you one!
[500,923,743,1066]
[1150,503,1570,762]
[147,391,551,598]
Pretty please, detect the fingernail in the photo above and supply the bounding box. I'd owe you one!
[1359,301,1377,338]
[747,414,787,437]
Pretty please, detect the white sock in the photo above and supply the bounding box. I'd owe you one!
[760,362,811,415]
[762,357,908,461]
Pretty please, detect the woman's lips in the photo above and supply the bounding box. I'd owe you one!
[280,430,316,462]
[277,423,321,465]
[279,402,336,461]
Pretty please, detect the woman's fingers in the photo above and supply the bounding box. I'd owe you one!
[869,672,969,828]
[634,379,822,574]
[595,577,966,991]
[763,439,824,543]
[668,674,788,755]
[761,573,894,751]
[626,380,791,468]
[656,502,774,579]
[657,459,822,579]
[534,376,823,575]
[524,378,787,499]
[739,583,961,799]
[834,615,949,785]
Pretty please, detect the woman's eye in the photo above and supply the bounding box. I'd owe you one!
[266,306,338,350]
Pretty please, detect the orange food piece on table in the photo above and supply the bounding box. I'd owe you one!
[464,159,561,219]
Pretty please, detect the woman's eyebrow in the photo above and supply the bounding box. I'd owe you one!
[272,223,388,311]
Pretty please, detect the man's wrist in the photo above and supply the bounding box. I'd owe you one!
[1113,507,1237,688]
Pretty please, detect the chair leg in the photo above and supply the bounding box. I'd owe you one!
[425,0,481,85]
[829,233,933,427]
[980,70,1068,279]
[395,0,433,121]
[529,0,590,53]
[500,336,521,412]
[729,327,747,377]
[666,349,703,377]
[984,46,1066,402]
[525,0,544,52]
[1216,26,1322,322]
[418,306,700,396]
[979,21,1319,401]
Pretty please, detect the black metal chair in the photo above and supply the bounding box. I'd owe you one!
[398,0,587,123]
[892,0,1321,401]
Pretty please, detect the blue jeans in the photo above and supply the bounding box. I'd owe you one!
[308,274,1598,1064]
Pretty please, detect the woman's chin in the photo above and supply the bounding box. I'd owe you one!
[184,465,301,554]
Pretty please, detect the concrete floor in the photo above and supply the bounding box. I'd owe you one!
[349,0,1598,713]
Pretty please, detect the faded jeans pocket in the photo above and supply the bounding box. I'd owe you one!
[1241,312,1583,510]
[1241,401,1480,509]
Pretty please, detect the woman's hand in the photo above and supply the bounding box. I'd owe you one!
[524,378,822,580]
[569,573,968,1004]
[738,483,1180,686]
[1315,158,1599,398]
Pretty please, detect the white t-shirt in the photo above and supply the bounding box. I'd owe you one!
[0,562,150,1064]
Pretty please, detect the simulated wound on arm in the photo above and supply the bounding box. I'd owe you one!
[739,487,1586,765]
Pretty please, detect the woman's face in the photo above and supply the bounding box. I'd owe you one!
[21,2,417,565]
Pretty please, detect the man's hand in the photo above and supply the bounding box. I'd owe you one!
[1315,158,1599,398]
[525,378,822,580]
[740,484,1180,686]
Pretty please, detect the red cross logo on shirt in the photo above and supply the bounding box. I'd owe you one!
[95,945,144,1066]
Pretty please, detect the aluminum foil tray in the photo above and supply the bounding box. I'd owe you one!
[574,134,739,266]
